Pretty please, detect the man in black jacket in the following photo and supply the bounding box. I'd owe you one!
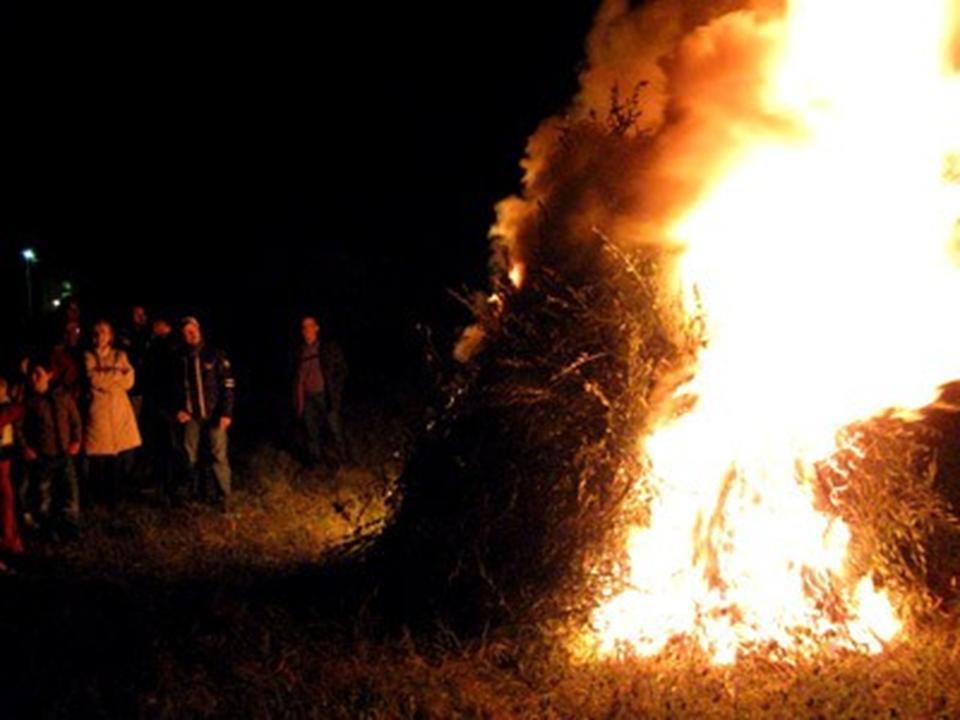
[176,317,235,509]
[143,316,182,504]
[120,305,151,418]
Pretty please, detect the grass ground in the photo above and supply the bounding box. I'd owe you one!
[3,444,960,718]
[41,454,394,582]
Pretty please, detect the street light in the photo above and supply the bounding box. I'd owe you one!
[22,247,37,319]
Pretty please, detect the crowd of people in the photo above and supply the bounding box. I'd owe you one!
[0,301,348,571]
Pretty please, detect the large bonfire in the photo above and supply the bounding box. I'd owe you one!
[586,0,960,663]
[488,0,960,664]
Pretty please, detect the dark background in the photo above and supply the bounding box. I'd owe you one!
[0,1,597,433]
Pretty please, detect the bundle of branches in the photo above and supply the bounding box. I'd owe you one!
[352,88,960,643]
[818,416,960,618]
[361,240,693,637]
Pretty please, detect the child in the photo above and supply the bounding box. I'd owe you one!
[0,377,24,559]
[20,362,82,538]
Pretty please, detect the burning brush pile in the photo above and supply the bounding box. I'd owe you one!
[370,0,960,666]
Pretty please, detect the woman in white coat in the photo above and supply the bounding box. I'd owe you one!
[85,320,142,505]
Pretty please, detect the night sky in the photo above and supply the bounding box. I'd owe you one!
[0,1,597,413]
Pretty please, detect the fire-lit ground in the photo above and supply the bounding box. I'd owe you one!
[4,497,960,719]
[0,409,958,718]
[34,452,393,582]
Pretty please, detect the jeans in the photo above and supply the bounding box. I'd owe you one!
[302,393,348,464]
[28,454,80,527]
[181,419,231,499]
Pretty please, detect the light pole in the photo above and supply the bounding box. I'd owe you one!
[21,248,37,319]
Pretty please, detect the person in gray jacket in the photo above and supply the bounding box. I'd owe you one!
[294,316,348,468]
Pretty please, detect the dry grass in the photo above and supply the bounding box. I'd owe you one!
[4,438,960,718]
[144,615,960,718]
[35,447,395,581]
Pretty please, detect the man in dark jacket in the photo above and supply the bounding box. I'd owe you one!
[120,305,151,418]
[19,361,82,535]
[143,317,182,504]
[49,320,86,404]
[176,317,235,509]
[295,315,348,467]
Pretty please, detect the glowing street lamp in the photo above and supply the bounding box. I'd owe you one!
[22,247,37,318]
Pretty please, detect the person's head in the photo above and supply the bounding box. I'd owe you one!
[30,363,52,394]
[181,317,203,347]
[64,296,81,322]
[301,316,320,345]
[63,321,81,348]
[132,305,148,328]
[92,320,115,350]
[152,318,172,338]
[0,377,8,402]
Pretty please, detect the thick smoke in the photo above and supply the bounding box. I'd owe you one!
[491,0,789,281]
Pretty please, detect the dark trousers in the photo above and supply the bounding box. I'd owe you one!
[27,454,80,527]
[87,452,134,507]
[181,419,231,499]
[146,411,180,501]
[127,395,148,485]
[302,393,348,465]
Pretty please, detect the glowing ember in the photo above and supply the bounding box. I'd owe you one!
[593,0,960,663]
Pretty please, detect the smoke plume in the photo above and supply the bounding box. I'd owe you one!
[491,0,790,281]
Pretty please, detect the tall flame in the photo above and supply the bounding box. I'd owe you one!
[594,0,960,663]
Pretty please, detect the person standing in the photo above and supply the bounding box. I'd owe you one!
[142,317,182,504]
[50,321,86,404]
[294,315,348,468]
[121,305,150,419]
[84,320,142,506]
[62,296,82,327]
[19,361,82,537]
[9,355,30,404]
[176,317,235,510]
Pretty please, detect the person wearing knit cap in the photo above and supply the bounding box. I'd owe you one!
[175,316,235,511]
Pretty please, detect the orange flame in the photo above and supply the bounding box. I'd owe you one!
[509,262,526,289]
[594,0,960,663]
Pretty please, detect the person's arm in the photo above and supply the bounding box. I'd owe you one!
[175,356,192,423]
[293,352,304,418]
[330,344,348,412]
[86,351,111,392]
[16,403,36,461]
[115,351,135,392]
[0,404,25,455]
[218,352,236,423]
[0,403,23,428]
[66,396,82,454]
[49,348,64,382]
